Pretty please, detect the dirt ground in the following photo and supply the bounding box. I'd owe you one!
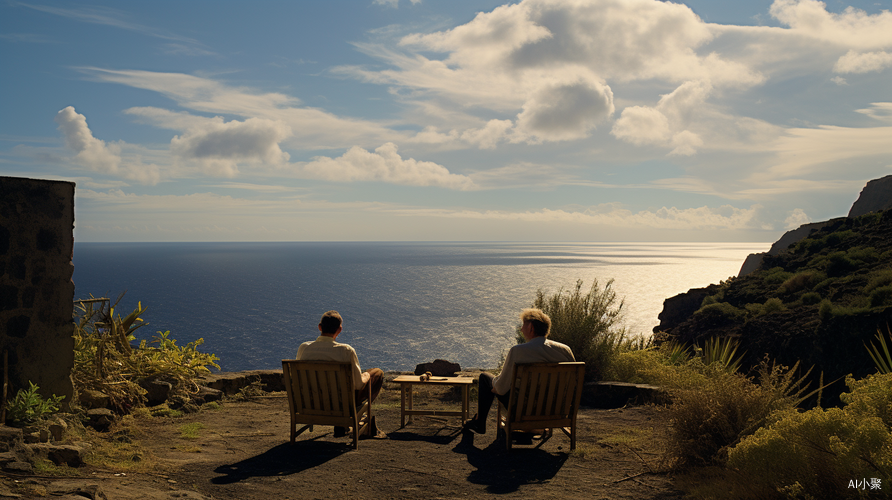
[2,376,683,500]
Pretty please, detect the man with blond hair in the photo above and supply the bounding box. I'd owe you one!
[462,308,575,436]
[297,310,385,437]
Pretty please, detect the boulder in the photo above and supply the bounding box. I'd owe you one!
[0,426,23,452]
[194,386,223,405]
[85,408,115,432]
[28,443,85,467]
[141,380,173,406]
[78,389,110,410]
[414,359,461,377]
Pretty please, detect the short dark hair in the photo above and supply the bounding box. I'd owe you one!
[520,308,551,337]
[319,310,343,334]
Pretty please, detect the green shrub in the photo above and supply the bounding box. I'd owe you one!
[728,373,892,499]
[524,278,626,381]
[779,271,823,295]
[819,299,834,322]
[5,382,65,427]
[847,246,879,265]
[826,251,858,277]
[667,360,814,468]
[694,302,746,325]
[865,269,892,295]
[801,291,822,305]
[869,286,892,308]
[763,267,793,285]
[762,297,785,315]
[73,297,220,412]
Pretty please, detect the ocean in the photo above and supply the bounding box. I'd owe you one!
[71,241,767,372]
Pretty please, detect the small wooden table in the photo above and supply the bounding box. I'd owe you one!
[392,375,475,428]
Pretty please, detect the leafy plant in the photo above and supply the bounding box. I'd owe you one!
[728,373,892,500]
[72,295,220,412]
[522,278,627,381]
[865,324,892,374]
[5,381,65,427]
[699,336,744,373]
[667,359,821,468]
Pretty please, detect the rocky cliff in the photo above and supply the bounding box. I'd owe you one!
[654,176,892,401]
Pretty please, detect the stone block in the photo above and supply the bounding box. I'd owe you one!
[141,379,172,406]
[581,381,670,409]
[85,408,115,432]
[414,359,460,377]
[78,389,110,409]
[29,443,86,467]
[0,426,23,451]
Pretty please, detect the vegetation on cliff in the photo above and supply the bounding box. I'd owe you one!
[657,210,892,401]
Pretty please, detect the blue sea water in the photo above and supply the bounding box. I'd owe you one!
[71,241,766,372]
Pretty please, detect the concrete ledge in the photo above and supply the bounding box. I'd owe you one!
[582,381,670,409]
[199,370,284,395]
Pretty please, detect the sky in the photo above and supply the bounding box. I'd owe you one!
[1,0,891,243]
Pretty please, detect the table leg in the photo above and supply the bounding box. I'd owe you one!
[406,384,413,426]
[400,383,406,428]
[462,385,469,422]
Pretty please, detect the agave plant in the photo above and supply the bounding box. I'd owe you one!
[700,336,745,373]
[865,323,892,374]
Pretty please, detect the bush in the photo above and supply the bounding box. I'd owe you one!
[694,302,746,326]
[869,285,892,308]
[5,382,65,427]
[801,291,822,305]
[728,373,892,499]
[524,278,626,381]
[667,360,814,468]
[73,297,220,412]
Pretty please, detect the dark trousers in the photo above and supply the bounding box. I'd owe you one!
[476,372,510,425]
[356,367,384,405]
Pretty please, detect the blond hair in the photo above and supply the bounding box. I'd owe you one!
[520,308,551,337]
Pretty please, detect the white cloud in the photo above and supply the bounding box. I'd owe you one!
[373,0,421,6]
[834,49,892,73]
[301,142,475,190]
[784,208,811,229]
[514,72,614,143]
[81,68,403,149]
[611,80,710,154]
[855,102,892,123]
[54,106,122,174]
[763,125,892,179]
[170,117,292,177]
[396,203,779,231]
[53,107,162,185]
[770,0,892,50]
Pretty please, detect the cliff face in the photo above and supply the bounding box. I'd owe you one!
[654,177,892,399]
[849,174,892,217]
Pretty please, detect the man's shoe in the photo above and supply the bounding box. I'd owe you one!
[461,416,485,434]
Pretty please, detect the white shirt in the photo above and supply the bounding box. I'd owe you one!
[492,336,576,395]
[296,336,365,388]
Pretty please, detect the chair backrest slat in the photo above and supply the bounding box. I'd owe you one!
[283,360,357,418]
[509,362,584,423]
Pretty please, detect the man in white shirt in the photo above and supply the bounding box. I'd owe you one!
[296,310,384,436]
[462,308,575,435]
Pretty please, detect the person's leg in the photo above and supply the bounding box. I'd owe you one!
[464,372,505,434]
[355,368,384,405]
[354,368,385,436]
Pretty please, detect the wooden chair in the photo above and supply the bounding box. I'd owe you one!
[281,360,373,450]
[497,362,585,451]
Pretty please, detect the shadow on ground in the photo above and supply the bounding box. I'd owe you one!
[211,436,351,485]
[452,431,568,494]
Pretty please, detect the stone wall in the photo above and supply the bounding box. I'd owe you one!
[0,176,75,408]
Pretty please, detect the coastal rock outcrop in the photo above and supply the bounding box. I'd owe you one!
[414,359,461,377]
[654,175,892,403]
[849,174,892,217]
